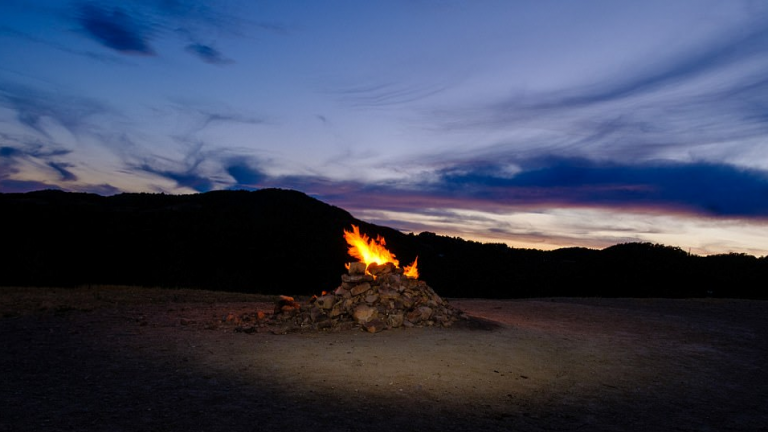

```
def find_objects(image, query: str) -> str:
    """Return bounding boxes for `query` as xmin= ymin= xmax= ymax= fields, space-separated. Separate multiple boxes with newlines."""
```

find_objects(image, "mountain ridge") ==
xmin=1 ymin=188 xmax=765 ymax=298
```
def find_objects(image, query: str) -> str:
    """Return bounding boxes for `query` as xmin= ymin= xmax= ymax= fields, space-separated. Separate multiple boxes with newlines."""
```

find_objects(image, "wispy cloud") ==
xmin=0 ymin=83 xmax=110 ymax=137
xmin=0 ymin=133 xmax=81 ymax=190
xmin=333 ymin=81 xmax=448 ymax=108
xmin=184 ymin=43 xmax=233 ymax=65
xmin=69 ymin=0 xmax=284 ymax=64
xmin=433 ymin=14 xmax=768 ymax=170
xmin=0 ymin=25 xmax=128 ymax=64
xmin=76 ymin=3 xmax=156 ymax=55
xmin=46 ymin=161 xmax=78 ymax=181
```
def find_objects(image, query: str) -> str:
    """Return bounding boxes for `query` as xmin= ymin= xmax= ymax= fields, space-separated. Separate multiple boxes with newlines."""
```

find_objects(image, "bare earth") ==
xmin=1 ymin=286 xmax=767 ymax=432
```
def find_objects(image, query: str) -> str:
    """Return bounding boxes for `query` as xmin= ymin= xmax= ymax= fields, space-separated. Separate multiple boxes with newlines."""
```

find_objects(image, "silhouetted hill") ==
xmin=1 ymin=189 xmax=766 ymax=298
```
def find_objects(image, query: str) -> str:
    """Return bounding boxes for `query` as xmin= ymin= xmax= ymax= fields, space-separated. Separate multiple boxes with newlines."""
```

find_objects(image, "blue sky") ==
xmin=2 ymin=1 xmax=768 ymax=255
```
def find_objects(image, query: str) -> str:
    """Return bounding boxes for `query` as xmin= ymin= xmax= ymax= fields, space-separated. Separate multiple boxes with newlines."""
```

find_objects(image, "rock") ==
xmin=365 ymin=294 xmax=379 ymax=304
xmin=400 ymin=293 xmax=415 ymax=308
xmin=406 ymin=309 xmax=422 ymax=323
xmin=329 ymin=304 xmax=344 ymax=318
xmin=316 ymin=318 xmax=333 ymax=329
xmin=347 ymin=262 xmax=367 ymax=275
xmin=275 ymin=295 xmax=301 ymax=314
xmin=363 ymin=318 xmax=385 ymax=333
xmin=367 ymin=262 xmax=396 ymax=276
xmin=342 ymin=274 xmax=374 ymax=284
xmin=316 ymin=295 xmax=335 ymax=310
xmin=387 ymin=313 xmax=404 ymax=328
xmin=378 ymin=288 xmax=399 ymax=300
xmin=310 ymin=306 xmax=323 ymax=322
xmin=334 ymin=287 xmax=351 ymax=298
xmin=353 ymin=304 xmax=377 ymax=324
xmin=350 ymin=282 xmax=371 ymax=296
xmin=418 ymin=306 xmax=434 ymax=321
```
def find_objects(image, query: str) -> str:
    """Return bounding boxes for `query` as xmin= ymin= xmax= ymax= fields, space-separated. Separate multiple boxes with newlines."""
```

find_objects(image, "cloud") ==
xmin=333 ymin=81 xmax=448 ymax=108
xmin=426 ymin=157 xmax=768 ymax=218
xmin=47 ymin=161 xmax=78 ymax=182
xmin=433 ymin=15 xmax=768 ymax=170
xmin=0 ymin=178 xmax=62 ymax=193
xmin=231 ymin=154 xmax=768 ymax=221
xmin=76 ymin=3 xmax=156 ymax=55
xmin=0 ymin=83 xmax=110 ymax=137
xmin=184 ymin=43 xmax=233 ymax=65
xmin=225 ymin=159 xmax=265 ymax=188
xmin=0 ymin=138 xmax=80 ymax=190
xmin=0 ymin=25 xmax=128 ymax=64
xmin=137 ymin=163 xmax=213 ymax=192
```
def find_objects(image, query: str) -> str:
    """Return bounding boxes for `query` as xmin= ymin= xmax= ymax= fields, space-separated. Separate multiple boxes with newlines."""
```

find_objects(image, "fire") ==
xmin=343 ymin=224 xmax=418 ymax=278
xmin=403 ymin=256 xmax=419 ymax=279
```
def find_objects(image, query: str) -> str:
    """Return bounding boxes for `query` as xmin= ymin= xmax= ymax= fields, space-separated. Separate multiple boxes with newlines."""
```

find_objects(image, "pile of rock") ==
xmin=266 ymin=261 xmax=465 ymax=333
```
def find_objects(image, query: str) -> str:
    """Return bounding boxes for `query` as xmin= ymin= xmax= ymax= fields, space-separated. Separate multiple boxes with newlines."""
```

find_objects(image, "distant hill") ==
xmin=1 ymin=189 xmax=766 ymax=299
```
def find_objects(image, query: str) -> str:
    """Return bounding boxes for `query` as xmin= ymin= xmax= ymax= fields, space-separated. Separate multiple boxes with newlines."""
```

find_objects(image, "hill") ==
xmin=1 ymin=189 xmax=766 ymax=298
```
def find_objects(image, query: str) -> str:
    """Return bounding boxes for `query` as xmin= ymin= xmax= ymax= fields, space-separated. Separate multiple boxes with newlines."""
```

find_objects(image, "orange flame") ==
xmin=403 ymin=256 xmax=419 ymax=279
xmin=343 ymin=224 xmax=418 ymax=278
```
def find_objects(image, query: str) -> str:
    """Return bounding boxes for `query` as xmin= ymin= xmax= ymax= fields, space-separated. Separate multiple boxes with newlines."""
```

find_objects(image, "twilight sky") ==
xmin=2 ymin=1 xmax=768 ymax=256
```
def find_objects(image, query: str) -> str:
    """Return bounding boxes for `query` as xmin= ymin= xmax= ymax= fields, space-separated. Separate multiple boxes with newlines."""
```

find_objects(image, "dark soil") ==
xmin=1 ymin=286 xmax=767 ymax=431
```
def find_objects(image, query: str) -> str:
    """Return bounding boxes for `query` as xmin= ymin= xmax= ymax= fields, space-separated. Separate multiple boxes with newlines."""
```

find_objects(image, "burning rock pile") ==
xmin=224 ymin=224 xmax=465 ymax=334
xmin=270 ymin=260 xmax=464 ymax=333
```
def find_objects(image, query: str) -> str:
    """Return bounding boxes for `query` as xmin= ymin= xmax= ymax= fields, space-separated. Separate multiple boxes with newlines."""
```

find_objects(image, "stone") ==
xmin=387 ymin=313 xmax=404 ymax=328
xmin=400 ymin=293 xmax=415 ymax=308
xmin=350 ymin=282 xmax=371 ymax=296
xmin=365 ymin=294 xmax=379 ymax=304
xmin=329 ymin=304 xmax=344 ymax=318
xmin=347 ymin=262 xmax=367 ymax=275
xmin=334 ymin=287 xmax=351 ymax=298
xmin=316 ymin=294 xmax=335 ymax=310
xmin=378 ymin=288 xmax=399 ymax=300
xmin=418 ymin=306 xmax=434 ymax=321
xmin=309 ymin=306 xmax=323 ymax=322
xmin=316 ymin=318 xmax=333 ymax=329
xmin=363 ymin=318 xmax=385 ymax=333
xmin=342 ymin=274 xmax=373 ymax=283
xmin=406 ymin=309 xmax=422 ymax=323
xmin=367 ymin=262 xmax=396 ymax=276
xmin=274 ymin=295 xmax=301 ymax=314
xmin=352 ymin=304 xmax=377 ymax=324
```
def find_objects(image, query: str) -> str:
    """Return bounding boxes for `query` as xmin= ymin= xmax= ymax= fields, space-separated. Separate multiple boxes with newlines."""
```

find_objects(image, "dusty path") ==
xmin=1 ymin=287 xmax=767 ymax=431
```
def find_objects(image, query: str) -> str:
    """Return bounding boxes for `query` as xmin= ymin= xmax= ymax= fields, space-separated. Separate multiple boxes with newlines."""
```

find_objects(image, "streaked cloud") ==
xmin=184 ymin=43 xmax=233 ymax=65
xmin=76 ymin=3 xmax=156 ymax=55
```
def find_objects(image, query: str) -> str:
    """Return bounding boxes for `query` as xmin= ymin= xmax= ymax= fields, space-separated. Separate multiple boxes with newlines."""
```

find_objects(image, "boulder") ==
xmin=353 ymin=304 xmax=377 ymax=324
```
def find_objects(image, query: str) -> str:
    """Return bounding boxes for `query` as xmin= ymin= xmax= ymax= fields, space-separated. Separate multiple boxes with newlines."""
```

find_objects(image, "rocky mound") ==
xmin=228 ymin=262 xmax=465 ymax=334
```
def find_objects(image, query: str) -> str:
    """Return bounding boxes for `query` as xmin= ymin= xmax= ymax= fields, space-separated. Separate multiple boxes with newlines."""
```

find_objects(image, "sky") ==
xmin=2 ymin=1 xmax=768 ymax=256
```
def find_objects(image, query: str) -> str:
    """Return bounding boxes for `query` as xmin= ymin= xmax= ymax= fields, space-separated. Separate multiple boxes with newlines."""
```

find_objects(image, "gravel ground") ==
xmin=1 ymin=286 xmax=767 ymax=431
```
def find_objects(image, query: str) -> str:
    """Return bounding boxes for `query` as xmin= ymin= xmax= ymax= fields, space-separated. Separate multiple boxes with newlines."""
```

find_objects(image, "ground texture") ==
xmin=1 ymin=286 xmax=767 ymax=432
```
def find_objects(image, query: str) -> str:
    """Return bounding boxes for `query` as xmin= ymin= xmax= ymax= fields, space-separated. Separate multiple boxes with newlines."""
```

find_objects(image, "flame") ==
xmin=403 ymin=256 xmax=419 ymax=279
xmin=343 ymin=224 xmax=418 ymax=278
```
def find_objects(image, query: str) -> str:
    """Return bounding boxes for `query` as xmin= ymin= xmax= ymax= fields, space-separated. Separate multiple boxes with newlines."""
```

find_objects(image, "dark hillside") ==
xmin=1 ymin=189 xmax=766 ymax=298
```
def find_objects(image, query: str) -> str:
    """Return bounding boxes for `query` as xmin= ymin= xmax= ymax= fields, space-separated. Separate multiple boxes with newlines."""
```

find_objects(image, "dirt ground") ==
xmin=1 ymin=286 xmax=767 ymax=432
